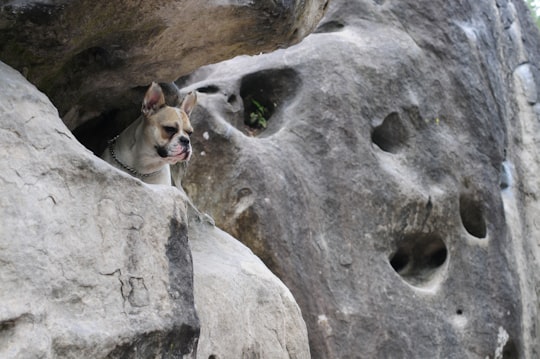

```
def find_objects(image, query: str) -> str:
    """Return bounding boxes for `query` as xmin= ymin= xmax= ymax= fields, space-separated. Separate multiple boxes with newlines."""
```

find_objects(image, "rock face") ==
xmin=4 ymin=0 xmax=540 ymax=357
xmin=0 ymin=61 xmax=199 ymax=358
xmin=0 ymin=60 xmax=311 ymax=358
xmin=0 ymin=59 xmax=310 ymax=359
xmin=189 ymin=213 xmax=310 ymax=358
xmin=0 ymin=2 xmax=326 ymax=354
xmin=0 ymin=0 xmax=327 ymax=126
xmin=175 ymin=0 xmax=540 ymax=358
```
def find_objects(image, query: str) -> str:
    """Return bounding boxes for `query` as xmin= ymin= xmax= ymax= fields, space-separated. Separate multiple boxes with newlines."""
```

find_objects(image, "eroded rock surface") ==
xmin=0 ymin=0 xmax=327 ymax=125
xmin=0 ymin=61 xmax=199 ymax=358
xmin=189 ymin=213 xmax=310 ymax=359
xmin=0 ymin=60 xmax=311 ymax=358
xmin=175 ymin=0 xmax=540 ymax=358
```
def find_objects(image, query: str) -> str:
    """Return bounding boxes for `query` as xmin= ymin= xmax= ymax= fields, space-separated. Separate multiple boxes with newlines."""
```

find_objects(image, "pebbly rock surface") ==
xmin=0 ymin=0 xmax=327 ymax=128
xmin=175 ymin=0 xmax=540 ymax=358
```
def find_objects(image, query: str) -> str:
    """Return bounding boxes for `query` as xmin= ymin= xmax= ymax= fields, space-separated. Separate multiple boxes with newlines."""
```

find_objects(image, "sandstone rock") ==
xmin=189 ymin=211 xmax=311 ymax=359
xmin=0 ymin=0 xmax=327 ymax=126
xmin=0 ymin=60 xmax=199 ymax=358
xmin=174 ymin=0 xmax=540 ymax=357
xmin=0 ymin=60 xmax=311 ymax=358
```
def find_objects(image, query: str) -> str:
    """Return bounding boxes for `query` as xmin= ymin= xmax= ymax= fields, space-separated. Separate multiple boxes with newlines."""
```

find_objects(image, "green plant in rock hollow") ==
xmin=248 ymin=99 xmax=268 ymax=129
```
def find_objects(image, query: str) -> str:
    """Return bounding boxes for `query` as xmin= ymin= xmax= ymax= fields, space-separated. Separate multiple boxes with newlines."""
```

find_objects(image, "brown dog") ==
xmin=102 ymin=82 xmax=197 ymax=185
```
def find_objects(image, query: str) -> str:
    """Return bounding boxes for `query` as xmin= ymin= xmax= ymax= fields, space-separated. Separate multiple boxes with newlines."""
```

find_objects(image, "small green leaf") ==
xmin=251 ymin=99 xmax=266 ymax=114
xmin=247 ymin=98 xmax=269 ymax=129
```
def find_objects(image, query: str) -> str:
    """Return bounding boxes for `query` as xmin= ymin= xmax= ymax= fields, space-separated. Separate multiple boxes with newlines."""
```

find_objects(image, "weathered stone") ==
xmin=0 ymin=61 xmax=199 ymax=358
xmin=173 ymin=0 xmax=540 ymax=358
xmin=0 ymin=0 xmax=327 ymax=125
xmin=189 ymin=211 xmax=311 ymax=359
xmin=0 ymin=59 xmax=311 ymax=358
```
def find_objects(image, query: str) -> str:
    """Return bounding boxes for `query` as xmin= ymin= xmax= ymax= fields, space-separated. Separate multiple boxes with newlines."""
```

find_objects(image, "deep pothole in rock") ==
xmin=239 ymin=67 xmax=301 ymax=137
xmin=501 ymin=339 xmax=518 ymax=359
xmin=459 ymin=194 xmax=487 ymax=239
xmin=372 ymin=112 xmax=409 ymax=153
xmin=389 ymin=233 xmax=448 ymax=288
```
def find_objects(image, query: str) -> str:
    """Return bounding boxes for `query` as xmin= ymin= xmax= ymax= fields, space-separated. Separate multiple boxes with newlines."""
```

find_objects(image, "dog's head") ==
xmin=141 ymin=82 xmax=197 ymax=164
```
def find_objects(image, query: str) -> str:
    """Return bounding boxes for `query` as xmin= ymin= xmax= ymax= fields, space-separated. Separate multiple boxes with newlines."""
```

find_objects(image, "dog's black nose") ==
xmin=179 ymin=136 xmax=190 ymax=145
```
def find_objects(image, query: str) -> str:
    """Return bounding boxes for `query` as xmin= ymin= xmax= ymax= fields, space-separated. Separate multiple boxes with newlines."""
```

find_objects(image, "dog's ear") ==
xmin=179 ymin=91 xmax=197 ymax=116
xmin=142 ymin=82 xmax=166 ymax=116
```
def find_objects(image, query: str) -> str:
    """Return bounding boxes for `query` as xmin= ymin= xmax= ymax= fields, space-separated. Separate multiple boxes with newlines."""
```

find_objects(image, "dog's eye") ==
xmin=163 ymin=126 xmax=178 ymax=135
xmin=185 ymin=129 xmax=193 ymax=136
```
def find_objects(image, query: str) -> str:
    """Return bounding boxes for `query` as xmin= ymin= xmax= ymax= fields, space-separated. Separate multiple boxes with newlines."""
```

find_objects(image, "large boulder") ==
xmin=0 ymin=0 xmax=327 ymax=127
xmin=0 ymin=60 xmax=311 ymax=358
xmin=189 ymin=212 xmax=310 ymax=358
xmin=0 ymin=60 xmax=199 ymax=358
xmin=175 ymin=0 xmax=540 ymax=358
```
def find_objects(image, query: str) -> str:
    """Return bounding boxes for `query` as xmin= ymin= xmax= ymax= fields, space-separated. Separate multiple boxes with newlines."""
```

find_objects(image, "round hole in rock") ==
xmin=227 ymin=94 xmax=237 ymax=104
xmin=459 ymin=194 xmax=487 ymax=239
xmin=389 ymin=251 xmax=409 ymax=273
xmin=372 ymin=112 xmax=408 ymax=153
xmin=197 ymin=85 xmax=220 ymax=94
xmin=239 ymin=68 xmax=301 ymax=136
xmin=389 ymin=233 xmax=448 ymax=287
xmin=502 ymin=339 xmax=518 ymax=359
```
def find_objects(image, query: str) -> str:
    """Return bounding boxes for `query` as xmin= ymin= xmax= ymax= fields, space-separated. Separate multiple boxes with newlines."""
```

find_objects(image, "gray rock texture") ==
xmin=174 ymin=0 xmax=540 ymax=358
xmin=4 ymin=0 xmax=540 ymax=358
xmin=0 ymin=3 xmax=325 ymax=354
xmin=0 ymin=60 xmax=311 ymax=358
xmin=0 ymin=0 xmax=327 ymax=124
xmin=0 ymin=61 xmax=199 ymax=358
xmin=189 ymin=213 xmax=310 ymax=358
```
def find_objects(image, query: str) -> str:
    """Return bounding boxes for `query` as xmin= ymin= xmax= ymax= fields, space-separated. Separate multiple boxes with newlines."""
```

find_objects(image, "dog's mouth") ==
xmin=156 ymin=145 xmax=191 ymax=163
xmin=173 ymin=149 xmax=191 ymax=162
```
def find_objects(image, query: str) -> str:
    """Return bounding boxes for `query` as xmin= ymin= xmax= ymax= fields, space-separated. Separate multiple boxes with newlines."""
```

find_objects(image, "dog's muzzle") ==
xmin=156 ymin=136 xmax=191 ymax=162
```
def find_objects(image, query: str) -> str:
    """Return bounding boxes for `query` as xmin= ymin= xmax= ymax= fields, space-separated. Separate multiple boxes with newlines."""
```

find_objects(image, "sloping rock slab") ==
xmin=189 ymin=214 xmax=310 ymax=359
xmin=174 ymin=0 xmax=540 ymax=357
xmin=0 ymin=60 xmax=311 ymax=359
xmin=0 ymin=61 xmax=199 ymax=358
